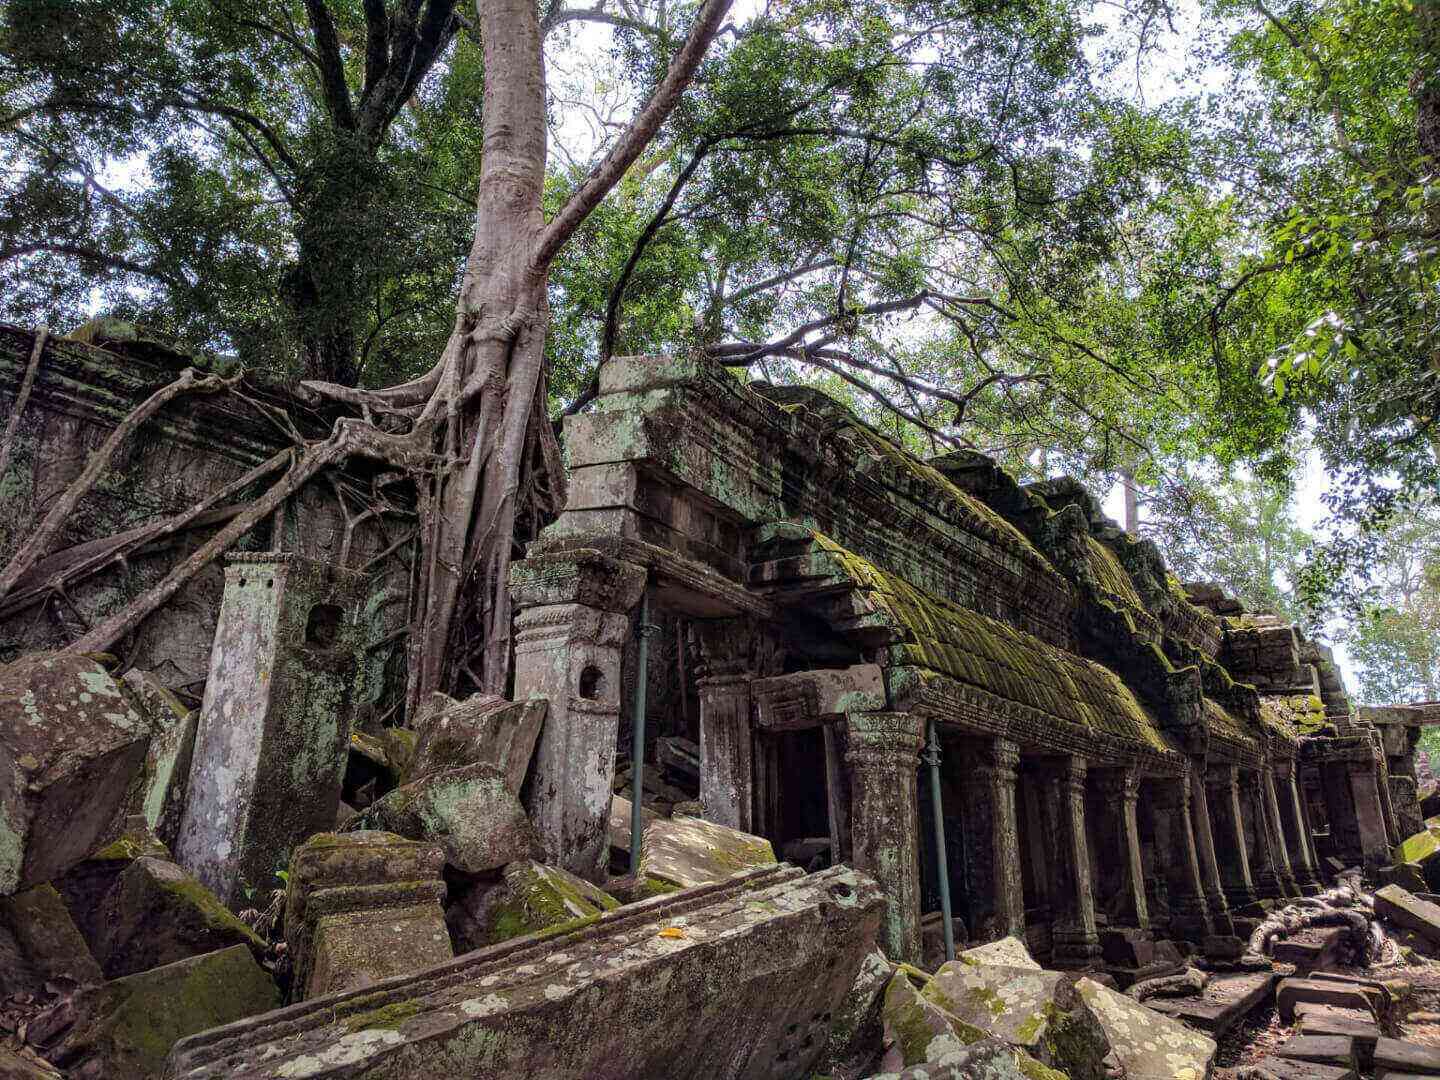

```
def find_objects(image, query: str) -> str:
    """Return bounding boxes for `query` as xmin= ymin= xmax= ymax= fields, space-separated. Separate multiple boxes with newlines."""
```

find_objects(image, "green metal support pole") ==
xmin=925 ymin=719 xmax=955 ymax=963
xmin=630 ymin=589 xmax=652 ymax=872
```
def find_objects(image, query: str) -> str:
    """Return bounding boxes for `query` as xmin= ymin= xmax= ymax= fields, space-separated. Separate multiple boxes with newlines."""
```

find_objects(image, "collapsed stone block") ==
xmin=1075 ymin=977 xmax=1217 ymax=1080
xmin=175 ymin=555 xmax=365 ymax=906
xmin=168 ymin=865 xmax=881 ymax=1080
xmin=54 ymin=816 xmax=169 ymax=950
xmin=40 ymin=944 xmax=279 ymax=1079
xmin=920 ymin=961 xmax=1085 ymax=1069
xmin=956 ymin=935 xmax=1042 ymax=970
xmin=0 ymin=652 xmax=152 ymax=894
xmin=349 ymin=762 xmax=540 ymax=874
xmin=1375 ymin=884 xmax=1440 ymax=947
xmin=1277 ymin=976 xmax=1383 ymax=1023
xmin=117 ymin=669 xmax=197 ymax=847
xmin=823 ymin=947 xmax=892 ymax=1076
xmin=1252 ymin=1055 xmax=1355 ymax=1080
xmin=637 ymin=812 xmax=777 ymax=888
xmin=284 ymin=830 xmax=451 ymax=1001
xmin=0 ymin=883 xmax=103 ymax=992
xmin=93 ymin=856 xmax=263 ymax=979
xmin=454 ymin=858 xmax=618 ymax=950
xmin=407 ymin=694 xmax=547 ymax=794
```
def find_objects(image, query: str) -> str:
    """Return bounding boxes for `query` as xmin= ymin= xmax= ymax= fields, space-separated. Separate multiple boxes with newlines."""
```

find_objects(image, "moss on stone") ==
xmin=344 ymin=1000 xmax=423 ymax=1033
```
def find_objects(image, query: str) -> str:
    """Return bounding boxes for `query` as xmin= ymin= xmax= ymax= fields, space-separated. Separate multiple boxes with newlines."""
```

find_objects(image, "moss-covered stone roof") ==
xmin=1203 ymin=698 xmax=1259 ymax=750
xmin=804 ymin=531 xmax=1169 ymax=752
xmin=1085 ymin=536 xmax=1146 ymax=610
xmin=1269 ymin=693 xmax=1334 ymax=737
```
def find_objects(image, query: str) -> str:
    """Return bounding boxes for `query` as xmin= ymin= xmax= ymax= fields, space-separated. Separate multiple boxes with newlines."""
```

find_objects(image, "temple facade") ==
xmin=506 ymin=352 xmax=1401 ymax=969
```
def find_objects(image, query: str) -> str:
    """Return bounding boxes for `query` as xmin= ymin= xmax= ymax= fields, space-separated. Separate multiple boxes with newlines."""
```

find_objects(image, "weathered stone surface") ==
xmin=283 ymin=831 xmax=450 ymax=1001
xmin=865 ymin=1038 xmax=1067 ymax=1079
xmin=1074 ymin=977 xmax=1216 ymax=1080
xmin=0 ymin=653 xmax=152 ymax=894
xmin=0 ymin=883 xmax=103 ymax=990
xmin=54 ymin=816 xmax=169 ymax=948
xmin=638 ymin=813 xmax=777 ymax=889
xmin=881 ymin=968 xmax=988 ymax=1069
xmin=349 ymin=762 xmax=540 ymax=874
xmin=824 ymin=947 xmax=892 ymax=1076
xmin=175 ymin=555 xmax=364 ymax=907
xmin=42 ymin=944 xmax=279 ymax=1079
xmin=117 ymin=669 xmax=196 ymax=847
xmin=1373 ymin=1037 xmax=1440 ymax=1073
xmin=167 ymin=864 xmax=882 ymax=1080
xmin=1148 ymin=970 xmax=1277 ymax=1037
xmin=459 ymin=858 xmax=618 ymax=950
xmin=1278 ymin=977 xmax=1383 ymax=1023
xmin=1275 ymin=1034 xmax=1358 ymax=1068
xmin=1295 ymin=1004 xmax=1381 ymax=1049
xmin=1375 ymin=884 xmax=1440 ymax=945
xmin=94 ymin=856 xmax=263 ymax=979
xmin=0 ymin=1046 xmax=63 ymax=1079
xmin=407 ymin=694 xmax=547 ymax=795
xmin=920 ymin=961 xmax=1078 ymax=1064
xmin=956 ymin=936 xmax=1042 ymax=971
xmin=1252 ymin=1054 xmax=1356 ymax=1079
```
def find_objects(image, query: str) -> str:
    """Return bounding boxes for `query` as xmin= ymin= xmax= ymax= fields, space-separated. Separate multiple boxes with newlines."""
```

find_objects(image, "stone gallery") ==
xmin=5 ymin=323 xmax=1440 ymax=1079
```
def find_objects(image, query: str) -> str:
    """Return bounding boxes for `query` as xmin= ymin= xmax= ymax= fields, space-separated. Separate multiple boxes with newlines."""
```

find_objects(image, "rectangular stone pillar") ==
xmin=845 ymin=711 xmax=924 ymax=963
xmin=696 ymin=673 xmax=755 ymax=832
xmin=1188 ymin=764 xmax=1235 ymax=936
xmin=822 ymin=723 xmax=851 ymax=863
xmin=176 ymin=554 xmax=363 ymax=906
xmin=508 ymin=552 xmax=646 ymax=880
xmin=1090 ymin=768 xmax=1148 ymax=929
xmin=1260 ymin=764 xmax=1300 ymax=896
xmin=1045 ymin=756 xmax=1101 ymax=968
xmin=1207 ymin=764 xmax=1257 ymax=911
xmin=958 ymin=736 xmax=1026 ymax=941
xmin=1239 ymin=769 xmax=1284 ymax=901
xmin=1347 ymin=758 xmax=1392 ymax=870
xmin=1276 ymin=761 xmax=1323 ymax=892
xmin=1148 ymin=775 xmax=1212 ymax=943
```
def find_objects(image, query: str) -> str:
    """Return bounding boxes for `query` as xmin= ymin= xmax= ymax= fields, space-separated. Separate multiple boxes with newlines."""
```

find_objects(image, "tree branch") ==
xmin=302 ymin=0 xmax=358 ymax=130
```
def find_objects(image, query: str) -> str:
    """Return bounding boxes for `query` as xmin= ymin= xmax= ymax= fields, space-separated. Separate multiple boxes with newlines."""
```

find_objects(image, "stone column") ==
xmin=958 ymin=736 xmax=1026 ymax=940
xmin=1277 ymin=761 xmax=1323 ymax=892
xmin=1206 ymin=764 xmax=1258 ymax=911
xmin=1239 ymin=769 xmax=1284 ymax=901
xmin=509 ymin=552 xmax=646 ymax=880
xmin=1148 ymin=773 xmax=1212 ymax=943
xmin=1346 ymin=757 xmax=1392 ymax=870
xmin=1090 ymin=768 xmax=1149 ymax=929
xmin=1188 ymin=764 xmax=1236 ymax=936
xmin=1260 ymin=763 xmax=1300 ymax=897
xmin=845 ymin=711 xmax=925 ymax=963
xmin=1375 ymin=746 xmax=1401 ymax=847
xmin=696 ymin=671 xmax=755 ymax=832
xmin=177 ymin=554 xmax=364 ymax=907
xmin=1045 ymin=756 xmax=1101 ymax=968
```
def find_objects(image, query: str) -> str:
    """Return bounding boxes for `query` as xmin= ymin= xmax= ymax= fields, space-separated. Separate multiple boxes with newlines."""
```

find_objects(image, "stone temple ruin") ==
xmin=6 ymin=324 xmax=1440 ymax=1079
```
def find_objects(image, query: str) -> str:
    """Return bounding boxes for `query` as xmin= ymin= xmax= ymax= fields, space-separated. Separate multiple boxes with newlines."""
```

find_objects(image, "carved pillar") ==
xmin=1346 ymin=757 xmax=1392 ymax=870
xmin=1148 ymin=772 xmax=1212 ymax=943
xmin=1090 ymin=768 xmax=1148 ymax=929
xmin=1045 ymin=756 xmax=1101 ymax=968
xmin=1276 ymin=760 xmax=1323 ymax=892
xmin=845 ymin=711 xmax=925 ymax=963
xmin=1239 ymin=769 xmax=1283 ymax=901
xmin=696 ymin=670 xmax=755 ymax=832
xmin=1206 ymin=764 xmax=1258 ymax=911
xmin=958 ymin=736 xmax=1026 ymax=941
xmin=1374 ymin=742 xmax=1401 ymax=847
xmin=1260 ymin=762 xmax=1300 ymax=897
xmin=509 ymin=552 xmax=646 ymax=879
xmin=1188 ymin=764 xmax=1235 ymax=935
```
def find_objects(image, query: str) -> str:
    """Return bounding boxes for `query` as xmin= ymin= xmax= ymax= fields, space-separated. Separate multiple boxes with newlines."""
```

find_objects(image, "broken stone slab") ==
xmin=1274 ymin=1034 xmax=1358 ymax=1069
xmin=1251 ymin=1055 xmax=1356 ymax=1079
xmin=40 ymin=944 xmax=279 ymax=1079
xmin=607 ymin=793 xmax=658 ymax=858
xmin=637 ymin=811 xmax=777 ymax=888
xmin=1099 ymin=926 xmax=1155 ymax=968
xmin=866 ymin=1038 xmax=1068 ymax=1079
xmin=1147 ymin=971 xmax=1277 ymax=1038
xmin=167 ymin=864 xmax=883 ymax=1080
xmin=407 ymin=694 xmax=547 ymax=795
xmin=1373 ymin=1037 xmax=1440 ymax=1075
xmin=0 ymin=652 xmax=153 ymax=894
xmin=1075 ymin=976 xmax=1217 ymax=1080
xmin=174 ymin=554 xmax=365 ymax=907
xmin=117 ymin=669 xmax=197 ymax=848
xmin=881 ymin=968 xmax=991 ymax=1069
xmin=1375 ymin=884 xmax=1440 ymax=946
xmin=454 ymin=858 xmax=619 ymax=951
xmin=0 ymin=883 xmax=103 ymax=991
xmin=283 ymin=831 xmax=451 ymax=1001
xmin=655 ymin=735 xmax=700 ymax=781
xmin=956 ymin=935 xmax=1043 ymax=970
xmin=349 ymin=762 xmax=540 ymax=875
xmin=1278 ymin=977 xmax=1384 ymax=1022
xmin=54 ymin=816 xmax=170 ymax=950
xmin=920 ymin=961 xmax=1080 ymax=1067
xmin=93 ymin=856 xmax=264 ymax=979
xmin=823 ymin=947 xmax=891 ymax=1077
xmin=1296 ymin=1004 xmax=1381 ymax=1063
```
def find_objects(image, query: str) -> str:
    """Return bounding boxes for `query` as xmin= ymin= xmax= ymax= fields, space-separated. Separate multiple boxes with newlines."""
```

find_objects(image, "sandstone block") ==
xmin=0 ymin=883 xmax=103 ymax=991
xmin=958 ymin=935 xmax=1042 ymax=970
xmin=1274 ymin=1034 xmax=1358 ymax=1068
xmin=117 ymin=669 xmax=196 ymax=847
xmin=94 ymin=856 xmax=263 ymax=978
xmin=637 ymin=813 xmax=776 ymax=888
xmin=1251 ymin=1055 xmax=1356 ymax=1079
xmin=1376 ymin=884 xmax=1440 ymax=946
xmin=0 ymin=653 xmax=152 ymax=894
xmin=921 ymin=961 xmax=1080 ymax=1065
xmin=458 ymin=859 xmax=618 ymax=950
xmin=1278 ymin=977 xmax=1384 ymax=1023
xmin=407 ymin=694 xmax=547 ymax=794
xmin=54 ymin=817 xmax=169 ymax=949
xmin=824 ymin=947 xmax=891 ymax=1076
xmin=42 ymin=944 xmax=279 ymax=1079
xmin=350 ymin=762 xmax=540 ymax=874
xmin=1373 ymin=1037 xmax=1440 ymax=1074
xmin=1075 ymin=976 xmax=1217 ymax=1080
xmin=168 ymin=865 xmax=882 ymax=1080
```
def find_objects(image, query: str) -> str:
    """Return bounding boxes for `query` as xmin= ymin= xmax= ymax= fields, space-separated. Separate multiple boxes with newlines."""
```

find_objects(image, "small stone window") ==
xmin=304 ymin=603 xmax=343 ymax=649
xmin=577 ymin=665 xmax=607 ymax=700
